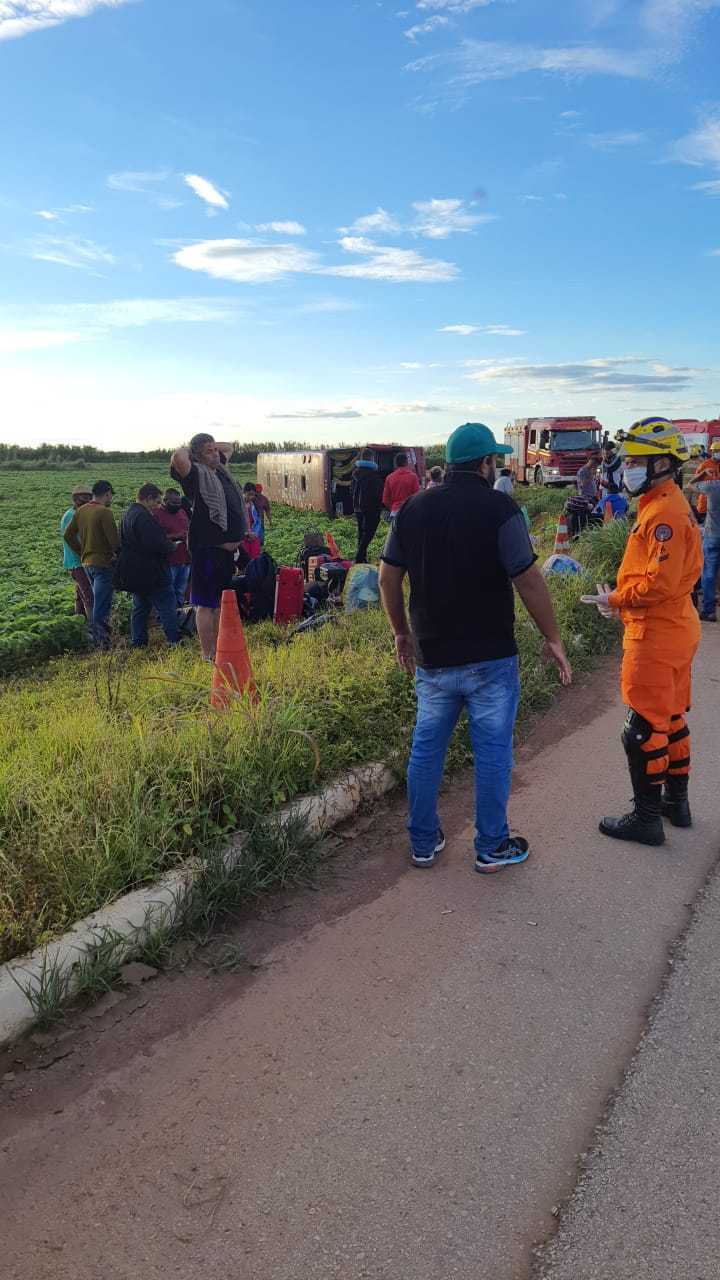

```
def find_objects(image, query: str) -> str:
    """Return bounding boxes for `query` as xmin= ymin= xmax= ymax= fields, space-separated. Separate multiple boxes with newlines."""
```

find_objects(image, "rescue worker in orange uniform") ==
xmin=582 ymin=418 xmax=702 ymax=845
xmin=691 ymin=439 xmax=720 ymax=525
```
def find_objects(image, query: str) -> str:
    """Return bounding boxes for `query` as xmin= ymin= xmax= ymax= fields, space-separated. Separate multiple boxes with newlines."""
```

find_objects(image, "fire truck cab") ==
xmin=505 ymin=416 xmax=603 ymax=486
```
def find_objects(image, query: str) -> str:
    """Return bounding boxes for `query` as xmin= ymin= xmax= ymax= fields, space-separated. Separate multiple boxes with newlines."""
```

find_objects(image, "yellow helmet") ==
xmin=617 ymin=417 xmax=689 ymax=464
xmin=710 ymin=440 xmax=720 ymax=454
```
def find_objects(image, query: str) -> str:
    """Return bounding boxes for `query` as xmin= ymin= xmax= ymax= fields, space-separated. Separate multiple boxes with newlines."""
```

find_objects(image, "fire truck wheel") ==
xmin=534 ymin=466 xmax=545 ymax=487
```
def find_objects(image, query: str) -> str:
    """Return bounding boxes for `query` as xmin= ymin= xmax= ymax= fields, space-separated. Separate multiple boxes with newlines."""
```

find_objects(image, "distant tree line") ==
xmin=0 ymin=440 xmax=446 ymax=471
xmin=0 ymin=440 xmax=309 ymax=470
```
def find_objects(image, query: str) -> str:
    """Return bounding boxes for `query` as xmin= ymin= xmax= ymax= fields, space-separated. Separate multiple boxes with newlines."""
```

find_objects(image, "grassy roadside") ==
xmin=0 ymin=512 xmax=627 ymax=965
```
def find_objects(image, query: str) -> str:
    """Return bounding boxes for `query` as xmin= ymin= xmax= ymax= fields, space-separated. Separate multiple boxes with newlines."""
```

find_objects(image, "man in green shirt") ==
xmin=60 ymin=484 xmax=93 ymax=618
xmin=63 ymin=480 xmax=120 ymax=649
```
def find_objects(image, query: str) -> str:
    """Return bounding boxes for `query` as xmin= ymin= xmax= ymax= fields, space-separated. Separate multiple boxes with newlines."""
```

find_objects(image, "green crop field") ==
xmin=0 ymin=463 xmax=386 ymax=676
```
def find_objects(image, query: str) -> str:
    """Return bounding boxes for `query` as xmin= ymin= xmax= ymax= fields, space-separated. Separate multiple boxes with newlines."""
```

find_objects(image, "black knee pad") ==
xmin=622 ymin=709 xmax=654 ymax=755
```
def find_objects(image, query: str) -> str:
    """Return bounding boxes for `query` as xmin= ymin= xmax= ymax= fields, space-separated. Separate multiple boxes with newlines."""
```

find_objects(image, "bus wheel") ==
xmin=534 ymin=466 xmax=544 ymax=486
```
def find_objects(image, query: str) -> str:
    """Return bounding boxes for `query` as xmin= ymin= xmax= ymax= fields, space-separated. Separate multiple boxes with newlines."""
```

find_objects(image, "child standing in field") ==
xmin=253 ymin=483 xmax=272 ymax=528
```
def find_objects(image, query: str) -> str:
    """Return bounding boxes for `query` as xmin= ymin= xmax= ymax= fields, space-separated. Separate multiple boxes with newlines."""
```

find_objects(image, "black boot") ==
xmin=599 ymin=772 xmax=666 ymax=846
xmin=662 ymin=775 xmax=692 ymax=828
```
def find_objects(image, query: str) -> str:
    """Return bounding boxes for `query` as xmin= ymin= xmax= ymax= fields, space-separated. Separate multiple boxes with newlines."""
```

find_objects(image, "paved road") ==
xmin=2 ymin=634 xmax=719 ymax=1280
xmin=534 ymin=858 xmax=720 ymax=1280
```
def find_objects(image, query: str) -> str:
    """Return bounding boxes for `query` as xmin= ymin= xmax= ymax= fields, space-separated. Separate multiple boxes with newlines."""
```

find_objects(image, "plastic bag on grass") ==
xmin=343 ymin=564 xmax=380 ymax=612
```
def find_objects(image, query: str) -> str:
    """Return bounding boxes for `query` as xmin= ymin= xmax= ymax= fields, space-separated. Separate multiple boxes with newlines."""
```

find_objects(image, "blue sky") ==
xmin=1 ymin=0 xmax=720 ymax=449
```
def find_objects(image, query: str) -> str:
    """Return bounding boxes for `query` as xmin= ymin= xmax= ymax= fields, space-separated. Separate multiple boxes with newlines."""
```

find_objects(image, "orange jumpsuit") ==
xmin=608 ymin=479 xmax=702 ymax=782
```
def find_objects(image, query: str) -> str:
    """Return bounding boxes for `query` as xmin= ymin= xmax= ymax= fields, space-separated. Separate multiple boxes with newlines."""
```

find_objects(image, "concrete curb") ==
xmin=0 ymin=762 xmax=397 ymax=1048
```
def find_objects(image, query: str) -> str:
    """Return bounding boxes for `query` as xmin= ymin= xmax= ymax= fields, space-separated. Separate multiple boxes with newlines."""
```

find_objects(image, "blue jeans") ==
xmin=407 ymin=657 xmax=520 ymax=857
xmin=85 ymin=565 xmax=114 ymax=649
xmin=130 ymin=584 xmax=181 ymax=647
xmin=170 ymin=563 xmax=191 ymax=607
xmin=701 ymin=534 xmax=720 ymax=613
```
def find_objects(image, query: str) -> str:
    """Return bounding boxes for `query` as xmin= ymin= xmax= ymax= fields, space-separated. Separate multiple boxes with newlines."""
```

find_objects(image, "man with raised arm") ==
xmin=170 ymin=434 xmax=248 ymax=661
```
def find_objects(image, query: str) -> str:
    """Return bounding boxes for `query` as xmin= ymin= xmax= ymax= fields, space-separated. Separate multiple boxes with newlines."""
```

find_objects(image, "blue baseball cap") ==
xmin=446 ymin=422 xmax=512 ymax=464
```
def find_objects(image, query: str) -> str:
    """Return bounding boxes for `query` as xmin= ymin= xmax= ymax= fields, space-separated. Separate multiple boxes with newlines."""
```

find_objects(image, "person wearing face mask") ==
xmin=153 ymin=488 xmax=191 ymax=607
xmin=582 ymin=418 xmax=702 ymax=844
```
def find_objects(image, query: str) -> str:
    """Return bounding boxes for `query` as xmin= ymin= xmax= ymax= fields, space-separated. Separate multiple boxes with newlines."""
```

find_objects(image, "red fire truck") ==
xmin=672 ymin=419 xmax=720 ymax=456
xmin=504 ymin=416 xmax=603 ymax=486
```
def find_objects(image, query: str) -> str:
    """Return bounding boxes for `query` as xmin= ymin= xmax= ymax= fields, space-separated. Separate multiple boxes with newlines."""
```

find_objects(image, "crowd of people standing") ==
xmin=60 ymin=435 xmax=272 ymax=659
xmin=58 ymin=418 xmax=716 ymax=865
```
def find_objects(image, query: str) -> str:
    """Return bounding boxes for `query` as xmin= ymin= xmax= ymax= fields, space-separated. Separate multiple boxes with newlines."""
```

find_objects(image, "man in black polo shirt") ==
xmin=170 ymin=433 xmax=248 ymax=660
xmin=380 ymin=422 xmax=571 ymax=874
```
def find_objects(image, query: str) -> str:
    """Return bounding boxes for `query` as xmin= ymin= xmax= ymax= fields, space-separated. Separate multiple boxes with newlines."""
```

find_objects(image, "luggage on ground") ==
xmin=274 ymin=566 xmax=305 ymax=624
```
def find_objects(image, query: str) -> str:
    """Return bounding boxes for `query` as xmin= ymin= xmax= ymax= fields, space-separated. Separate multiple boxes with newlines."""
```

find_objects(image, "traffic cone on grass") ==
xmin=553 ymin=513 xmax=570 ymax=554
xmin=210 ymin=590 xmax=257 ymax=708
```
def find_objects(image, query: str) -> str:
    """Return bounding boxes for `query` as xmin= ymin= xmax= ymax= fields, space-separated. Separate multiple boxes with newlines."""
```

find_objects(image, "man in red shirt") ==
xmin=153 ymin=488 xmax=191 ymax=606
xmin=383 ymin=452 xmax=420 ymax=517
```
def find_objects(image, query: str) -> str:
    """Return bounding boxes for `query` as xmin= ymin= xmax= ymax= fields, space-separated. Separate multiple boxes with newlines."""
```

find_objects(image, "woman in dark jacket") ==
xmin=116 ymin=484 xmax=180 ymax=648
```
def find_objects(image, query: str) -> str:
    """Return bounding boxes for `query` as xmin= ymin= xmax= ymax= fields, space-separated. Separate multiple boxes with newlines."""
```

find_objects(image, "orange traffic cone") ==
xmin=603 ymin=500 xmax=613 ymax=524
xmin=210 ymin=590 xmax=257 ymax=708
xmin=325 ymin=530 xmax=341 ymax=559
xmin=553 ymin=514 xmax=570 ymax=554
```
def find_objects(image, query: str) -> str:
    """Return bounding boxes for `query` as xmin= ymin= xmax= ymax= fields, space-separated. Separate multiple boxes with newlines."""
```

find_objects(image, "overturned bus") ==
xmin=256 ymin=445 xmax=426 ymax=516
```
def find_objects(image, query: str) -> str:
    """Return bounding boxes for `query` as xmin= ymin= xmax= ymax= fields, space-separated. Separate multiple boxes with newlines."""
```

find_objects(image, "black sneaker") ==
xmin=411 ymin=830 xmax=446 ymax=869
xmin=475 ymin=836 xmax=530 ymax=875
xmin=699 ymin=612 xmax=717 ymax=622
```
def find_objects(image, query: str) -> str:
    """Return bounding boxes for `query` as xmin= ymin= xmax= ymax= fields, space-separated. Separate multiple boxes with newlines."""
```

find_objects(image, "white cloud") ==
xmin=268 ymin=408 xmax=364 ymax=419
xmin=0 ymin=0 xmax=134 ymax=42
xmin=483 ymin=324 xmax=525 ymax=336
xmin=0 ymin=298 xmax=246 ymax=352
xmin=184 ymin=173 xmax=229 ymax=211
xmin=641 ymin=0 xmax=720 ymax=43
xmin=340 ymin=207 xmax=403 ymax=235
xmin=56 ymin=297 xmax=244 ymax=327
xmin=267 ymin=401 xmax=446 ymax=419
xmin=29 ymin=235 xmax=115 ymax=270
xmin=406 ymin=38 xmax=654 ymax=87
xmin=107 ymin=169 xmax=170 ymax=192
xmin=670 ymin=113 xmax=720 ymax=168
xmin=175 ymin=239 xmax=321 ymax=283
xmin=411 ymin=196 xmax=495 ymax=237
xmin=439 ymin=322 xmax=524 ymax=335
xmin=331 ymin=236 xmax=459 ymax=281
xmin=693 ymin=179 xmax=720 ymax=195
xmin=584 ymin=129 xmax=647 ymax=149
xmin=400 ymin=361 xmax=426 ymax=368
xmin=464 ymin=356 xmax=697 ymax=393
xmin=340 ymin=199 xmax=494 ymax=241
xmin=173 ymin=235 xmax=459 ymax=285
xmin=34 ymin=202 xmax=93 ymax=220
xmin=405 ymin=14 xmax=449 ymax=40
xmin=559 ymin=109 xmax=582 ymax=119
xmin=416 ymin=0 xmax=495 ymax=10
xmin=255 ymin=220 xmax=307 ymax=235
